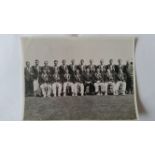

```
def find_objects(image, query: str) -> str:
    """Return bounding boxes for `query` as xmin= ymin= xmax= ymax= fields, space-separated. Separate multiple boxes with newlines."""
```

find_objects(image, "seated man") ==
xmin=52 ymin=69 xmax=62 ymax=97
xmin=115 ymin=68 xmax=126 ymax=95
xmin=63 ymin=69 xmax=74 ymax=96
xmin=40 ymin=69 xmax=52 ymax=98
xmin=83 ymin=67 xmax=94 ymax=95
xmin=74 ymin=69 xmax=84 ymax=96
xmin=94 ymin=67 xmax=107 ymax=95
xmin=106 ymin=69 xmax=116 ymax=95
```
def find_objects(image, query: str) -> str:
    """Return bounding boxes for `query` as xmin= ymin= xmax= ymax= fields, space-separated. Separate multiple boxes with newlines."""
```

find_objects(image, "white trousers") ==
xmin=33 ymin=79 xmax=39 ymax=92
xmin=115 ymin=81 xmax=126 ymax=95
xmin=63 ymin=82 xmax=74 ymax=94
xmin=52 ymin=82 xmax=62 ymax=96
xmin=94 ymin=82 xmax=107 ymax=93
xmin=40 ymin=83 xmax=52 ymax=97
xmin=74 ymin=82 xmax=84 ymax=95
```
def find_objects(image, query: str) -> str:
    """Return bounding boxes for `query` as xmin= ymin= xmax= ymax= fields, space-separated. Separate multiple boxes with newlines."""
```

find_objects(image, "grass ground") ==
xmin=24 ymin=95 xmax=136 ymax=120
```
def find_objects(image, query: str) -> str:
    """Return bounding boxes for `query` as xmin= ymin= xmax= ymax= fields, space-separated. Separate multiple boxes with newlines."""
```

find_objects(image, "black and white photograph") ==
xmin=22 ymin=35 xmax=137 ymax=120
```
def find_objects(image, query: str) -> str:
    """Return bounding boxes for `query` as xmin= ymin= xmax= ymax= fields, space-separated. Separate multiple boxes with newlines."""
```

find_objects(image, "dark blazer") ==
xmin=98 ymin=65 xmax=107 ymax=73
xmin=40 ymin=72 xmax=51 ymax=84
xmin=87 ymin=65 xmax=96 ymax=73
xmin=106 ymin=64 xmax=116 ymax=73
xmin=124 ymin=64 xmax=133 ymax=77
xmin=51 ymin=66 xmax=60 ymax=74
xmin=83 ymin=72 xmax=93 ymax=83
xmin=24 ymin=67 xmax=33 ymax=81
xmin=41 ymin=66 xmax=51 ymax=74
xmin=68 ymin=64 xmax=77 ymax=74
xmin=115 ymin=65 xmax=125 ymax=74
xmin=31 ymin=66 xmax=42 ymax=80
xmin=59 ymin=65 xmax=68 ymax=75
xmin=77 ymin=65 xmax=86 ymax=74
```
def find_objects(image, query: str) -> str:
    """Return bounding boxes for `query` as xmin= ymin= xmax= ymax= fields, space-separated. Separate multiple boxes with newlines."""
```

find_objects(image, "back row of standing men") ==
xmin=25 ymin=59 xmax=134 ymax=97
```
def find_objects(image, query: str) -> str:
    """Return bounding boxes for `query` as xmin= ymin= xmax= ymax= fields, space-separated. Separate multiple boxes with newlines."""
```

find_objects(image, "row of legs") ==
xmin=37 ymin=81 xmax=126 ymax=98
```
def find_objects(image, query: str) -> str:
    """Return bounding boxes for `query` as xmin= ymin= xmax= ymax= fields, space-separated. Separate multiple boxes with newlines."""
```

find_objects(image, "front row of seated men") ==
xmin=25 ymin=59 xmax=133 ymax=98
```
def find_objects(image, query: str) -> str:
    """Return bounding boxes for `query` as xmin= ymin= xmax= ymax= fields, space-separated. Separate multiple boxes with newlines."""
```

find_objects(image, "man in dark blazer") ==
xmin=59 ymin=59 xmax=68 ymax=75
xmin=68 ymin=59 xmax=77 ymax=75
xmin=31 ymin=59 xmax=42 ymax=96
xmin=98 ymin=59 xmax=107 ymax=73
xmin=77 ymin=59 xmax=86 ymax=74
xmin=51 ymin=60 xmax=60 ymax=74
xmin=42 ymin=60 xmax=51 ymax=74
xmin=87 ymin=59 xmax=96 ymax=73
xmin=24 ymin=61 xmax=33 ymax=96
xmin=124 ymin=61 xmax=134 ymax=94
xmin=106 ymin=59 xmax=116 ymax=74
xmin=115 ymin=59 xmax=125 ymax=74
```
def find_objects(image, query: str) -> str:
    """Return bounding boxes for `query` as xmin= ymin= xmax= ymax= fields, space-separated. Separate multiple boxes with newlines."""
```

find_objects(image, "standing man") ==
xmin=42 ymin=60 xmax=51 ymax=74
xmin=40 ymin=69 xmax=52 ymax=98
xmin=31 ymin=60 xmax=42 ymax=96
xmin=78 ymin=59 xmax=86 ymax=74
xmin=87 ymin=59 xmax=96 ymax=73
xmin=24 ymin=61 xmax=33 ymax=96
xmin=63 ymin=69 xmax=75 ymax=96
xmin=59 ymin=59 xmax=68 ymax=75
xmin=106 ymin=59 xmax=116 ymax=73
xmin=52 ymin=69 xmax=62 ymax=97
xmin=98 ymin=59 xmax=107 ymax=73
xmin=51 ymin=60 xmax=60 ymax=74
xmin=68 ymin=59 xmax=77 ymax=75
xmin=124 ymin=61 xmax=134 ymax=94
xmin=74 ymin=69 xmax=84 ymax=96
xmin=115 ymin=59 xmax=124 ymax=74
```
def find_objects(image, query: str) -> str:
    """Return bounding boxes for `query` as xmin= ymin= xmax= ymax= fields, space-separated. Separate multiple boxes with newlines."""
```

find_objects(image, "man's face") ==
xmin=80 ymin=59 xmax=84 ymax=65
xmin=109 ymin=59 xmax=113 ymax=65
xmin=44 ymin=61 xmax=48 ymax=66
xmin=35 ymin=60 xmax=39 ymax=66
xmin=62 ymin=60 xmax=66 ymax=65
xmin=71 ymin=59 xmax=75 ymax=65
xmin=26 ymin=62 xmax=30 ymax=67
xmin=54 ymin=60 xmax=58 ymax=66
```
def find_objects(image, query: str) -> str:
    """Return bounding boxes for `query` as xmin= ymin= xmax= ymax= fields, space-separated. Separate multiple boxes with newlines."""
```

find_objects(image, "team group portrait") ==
xmin=25 ymin=59 xmax=134 ymax=98
xmin=22 ymin=36 xmax=137 ymax=120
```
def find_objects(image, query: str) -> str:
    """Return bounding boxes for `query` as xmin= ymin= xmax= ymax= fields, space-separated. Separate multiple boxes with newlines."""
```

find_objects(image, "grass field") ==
xmin=24 ymin=95 xmax=136 ymax=120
